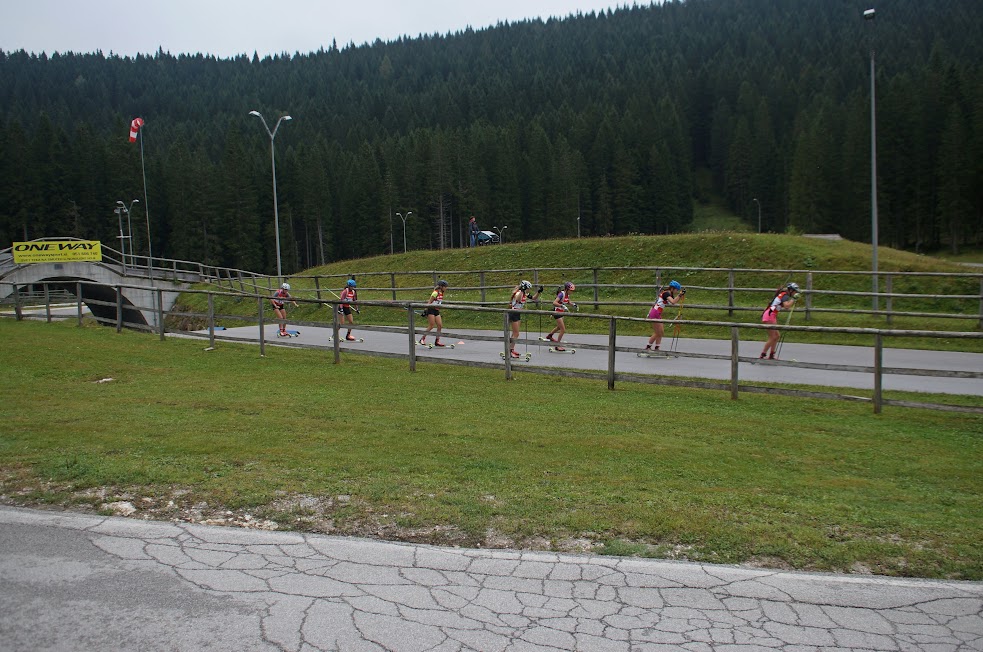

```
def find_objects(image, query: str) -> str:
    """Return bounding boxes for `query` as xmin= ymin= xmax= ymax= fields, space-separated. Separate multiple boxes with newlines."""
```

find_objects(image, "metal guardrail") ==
xmin=4 ymin=280 xmax=981 ymax=416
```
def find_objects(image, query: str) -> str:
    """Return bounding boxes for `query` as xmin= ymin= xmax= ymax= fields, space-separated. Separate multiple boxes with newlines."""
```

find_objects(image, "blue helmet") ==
xmin=347 ymin=279 xmax=356 ymax=288
xmin=669 ymin=280 xmax=682 ymax=290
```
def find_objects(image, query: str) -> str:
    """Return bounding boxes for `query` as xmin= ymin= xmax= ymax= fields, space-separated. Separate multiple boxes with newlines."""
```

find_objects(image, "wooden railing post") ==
xmin=43 ymin=282 xmax=52 ymax=323
xmin=390 ymin=273 xmax=397 ymax=301
xmin=727 ymin=269 xmax=735 ymax=318
xmin=116 ymin=286 xmax=123 ymax=333
xmin=885 ymin=274 xmax=893 ymax=326
xmin=479 ymin=271 xmax=486 ymax=304
xmin=592 ymin=268 xmax=599 ymax=310
xmin=503 ymin=312 xmax=512 ymax=380
xmin=258 ymin=297 xmax=265 ymax=357
xmin=156 ymin=289 xmax=165 ymax=341
xmin=76 ymin=281 xmax=84 ymax=327
xmin=873 ymin=333 xmax=883 ymax=414
xmin=407 ymin=305 xmax=416 ymax=372
xmin=332 ymin=301 xmax=341 ymax=364
xmin=607 ymin=317 xmax=616 ymax=390
xmin=805 ymin=272 xmax=813 ymax=322
xmin=13 ymin=285 xmax=22 ymax=321
xmin=314 ymin=276 xmax=322 ymax=302
xmin=208 ymin=293 xmax=215 ymax=348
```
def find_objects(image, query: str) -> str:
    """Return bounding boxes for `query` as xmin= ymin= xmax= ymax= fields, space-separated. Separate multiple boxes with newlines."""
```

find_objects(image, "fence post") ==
xmin=592 ymin=268 xmax=599 ymax=310
xmin=208 ymin=293 xmax=215 ymax=348
xmin=873 ymin=333 xmax=883 ymax=414
xmin=76 ymin=281 xmax=83 ymax=327
xmin=156 ymin=289 xmax=165 ymax=341
xmin=479 ymin=271 xmax=486 ymax=305
xmin=332 ymin=301 xmax=341 ymax=364
xmin=13 ymin=285 xmax=22 ymax=321
xmin=44 ymin=282 xmax=52 ymax=323
xmin=314 ymin=276 xmax=322 ymax=302
xmin=727 ymin=269 xmax=735 ymax=318
xmin=116 ymin=287 xmax=123 ymax=333
xmin=390 ymin=273 xmax=397 ymax=301
xmin=503 ymin=312 xmax=512 ymax=380
xmin=731 ymin=327 xmax=740 ymax=400
xmin=407 ymin=305 xmax=416 ymax=372
xmin=885 ymin=274 xmax=893 ymax=326
xmin=805 ymin=272 xmax=813 ymax=322
xmin=258 ymin=297 xmax=265 ymax=357
xmin=607 ymin=317 xmax=616 ymax=390
xmin=532 ymin=269 xmax=540 ymax=307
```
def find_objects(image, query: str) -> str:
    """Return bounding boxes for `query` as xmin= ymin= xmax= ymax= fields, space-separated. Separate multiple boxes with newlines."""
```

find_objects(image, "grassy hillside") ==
xmin=175 ymin=234 xmax=980 ymax=350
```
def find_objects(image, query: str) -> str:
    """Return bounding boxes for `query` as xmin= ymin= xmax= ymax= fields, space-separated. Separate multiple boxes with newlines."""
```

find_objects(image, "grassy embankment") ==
xmin=177 ymin=233 xmax=982 ymax=351
xmin=1 ymin=316 xmax=981 ymax=580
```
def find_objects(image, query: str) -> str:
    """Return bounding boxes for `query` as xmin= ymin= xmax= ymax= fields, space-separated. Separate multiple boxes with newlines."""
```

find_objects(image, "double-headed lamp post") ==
xmin=864 ymin=7 xmax=879 ymax=312
xmin=397 ymin=211 xmax=412 ymax=253
xmin=249 ymin=110 xmax=292 ymax=283
xmin=493 ymin=225 xmax=507 ymax=244
xmin=752 ymin=198 xmax=762 ymax=234
xmin=116 ymin=199 xmax=140 ymax=267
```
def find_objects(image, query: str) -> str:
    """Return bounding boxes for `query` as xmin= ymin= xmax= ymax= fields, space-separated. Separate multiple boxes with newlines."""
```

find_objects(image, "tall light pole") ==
xmin=864 ymin=7 xmax=879 ymax=312
xmin=389 ymin=209 xmax=394 ymax=255
xmin=752 ymin=198 xmax=762 ymax=234
xmin=249 ymin=110 xmax=292 ymax=282
xmin=577 ymin=214 xmax=581 ymax=238
xmin=493 ymin=225 xmax=507 ymax=244
xmin=397 ymin=211 xmax=412 ymax=253
xmin=114 ymin=206 xmax=130 ymax=274
xmin=117 ymin=199 xmax=139 ymax=267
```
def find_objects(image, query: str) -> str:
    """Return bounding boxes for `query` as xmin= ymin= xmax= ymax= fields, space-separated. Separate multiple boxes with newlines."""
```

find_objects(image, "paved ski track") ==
xmin=1 ymin=506 xmax=981 ymax=652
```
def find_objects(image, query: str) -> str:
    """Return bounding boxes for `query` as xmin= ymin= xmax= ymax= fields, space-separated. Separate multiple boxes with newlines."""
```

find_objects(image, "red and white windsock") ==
xmin=129 ymin=117 xmax=145 ymax=143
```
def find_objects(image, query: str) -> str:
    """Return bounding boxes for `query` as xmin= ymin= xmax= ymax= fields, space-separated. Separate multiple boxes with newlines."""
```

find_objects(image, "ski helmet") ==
xmin=519 ymin=280 xmax=532 ymax=291
xmin=347 ymin=279 xmax=356 ymax=288
xmin=787 ymin=282 xmax=800 ymax=293
xmin=564 ymin=281 xmax=575 ymax=291
xmin=437 ymin=279 xmax=448 ymax=287
xmin=281 ymin=283 xmax=290 ymax=290
xmin=669 ymin=280 xmax=682 ymax=290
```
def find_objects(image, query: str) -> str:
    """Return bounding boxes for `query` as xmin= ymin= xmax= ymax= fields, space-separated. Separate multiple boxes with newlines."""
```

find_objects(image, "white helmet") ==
xmin=519 ymin=280 xmax=532 ymax=291
xmin=281 ymin=283 xmax=291 ymax=290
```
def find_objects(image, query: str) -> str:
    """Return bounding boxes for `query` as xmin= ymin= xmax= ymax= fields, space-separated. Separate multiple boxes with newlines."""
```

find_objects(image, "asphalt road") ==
xmin=2 ymin=506 xmax=980 ymax=652
xmin=195 ymin=323 xmax=983 ymax=397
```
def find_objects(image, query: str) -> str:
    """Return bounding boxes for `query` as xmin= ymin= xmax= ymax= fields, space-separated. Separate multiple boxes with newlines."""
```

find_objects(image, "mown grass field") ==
xmin=1 ymin=319 xmax=981 ymax=580
xmin=178 ymin=233 xmax=983 ymax=352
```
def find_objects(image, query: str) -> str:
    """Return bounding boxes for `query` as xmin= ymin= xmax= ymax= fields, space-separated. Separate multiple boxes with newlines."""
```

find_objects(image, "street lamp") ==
xmin=397 ymin=211 xmax=412 ymax=253
xmin=864 ymin=7 xmax=879 ymax=312
xmin=249 ymin=110 xmax=292 ymax=283
xmin=577 ymin=214 xmax=581 ymax=238
xmin=752 ymin=198 xmax=761 ymax=234
xmin=116 ymin=199 xmax=139 ymax=267
xmin=493 ymin=225 xmax=506 ymax=244
xmin=113 ymin=206 xmax=130 ymax=273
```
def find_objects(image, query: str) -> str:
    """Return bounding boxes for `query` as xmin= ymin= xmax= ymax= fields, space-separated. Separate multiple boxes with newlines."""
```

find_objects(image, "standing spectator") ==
xmin=469 ymin=216 xmax=480 ymax=248
xmin=271 ymin=282 xmax=298 ymax=337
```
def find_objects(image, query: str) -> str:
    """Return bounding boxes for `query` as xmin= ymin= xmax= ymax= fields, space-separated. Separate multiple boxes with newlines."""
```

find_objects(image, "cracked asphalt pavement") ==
xmin=1 ymin=506 xmax=981 ymax=651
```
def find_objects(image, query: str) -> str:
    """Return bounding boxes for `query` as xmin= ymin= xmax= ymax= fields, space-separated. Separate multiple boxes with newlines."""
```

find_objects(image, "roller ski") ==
xmin=637 ymin=349 xmax=669 ymax=358
xmin=276 ymin=329 xmax=300 ymax=338
xmin=548 ymin=346 xmax=575 ymax=354
xmin=417 ymin=339 xmax=454 ymax=349
xmin=501 ymin=351 xmax=532 ymax=362
xmin=328 ymin=336 xmax=364 ymax=343
xmin=538 ymin=336 xmax=557 ymax=342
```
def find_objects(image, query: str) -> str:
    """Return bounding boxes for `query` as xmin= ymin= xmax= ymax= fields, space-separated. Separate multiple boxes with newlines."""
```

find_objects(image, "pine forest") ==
xmin=1 ymin=0 xmax=981 ymax=274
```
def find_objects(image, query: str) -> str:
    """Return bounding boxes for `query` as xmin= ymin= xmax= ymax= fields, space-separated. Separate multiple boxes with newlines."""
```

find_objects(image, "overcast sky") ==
xmin=1 ymin=0 xmax=636 ymax=59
